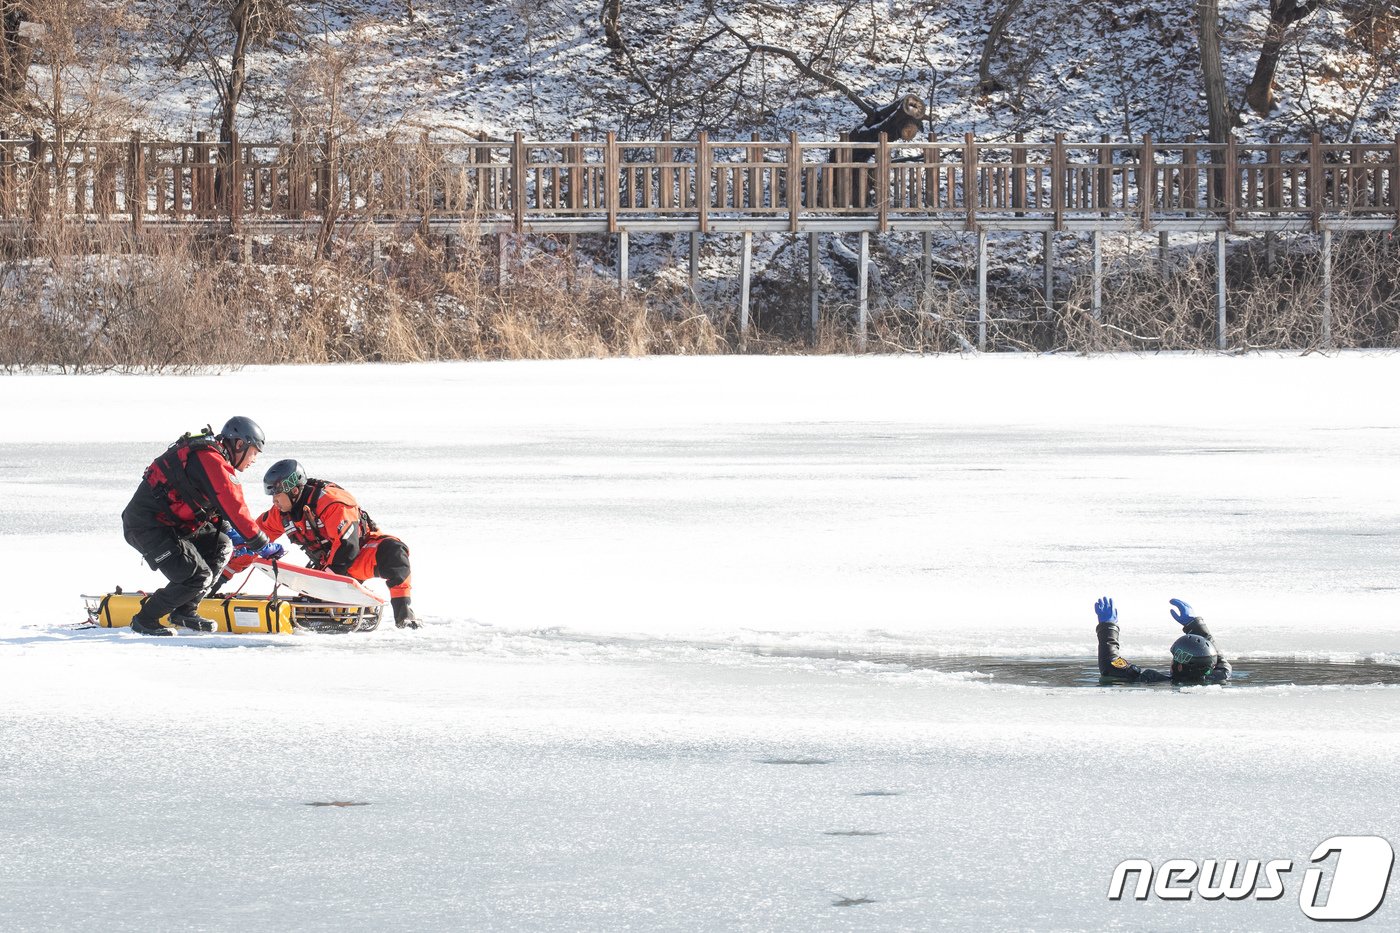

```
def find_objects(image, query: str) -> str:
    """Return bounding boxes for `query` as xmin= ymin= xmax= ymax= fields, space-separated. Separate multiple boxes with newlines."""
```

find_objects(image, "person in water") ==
xmin=1095 ymin=596 xmax=1231 ymax=684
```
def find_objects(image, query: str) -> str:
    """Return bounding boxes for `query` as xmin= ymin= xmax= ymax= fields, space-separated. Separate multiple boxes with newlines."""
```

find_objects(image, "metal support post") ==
xmin=977 ymin=230 xmax=988 ymax=350
xmin=857 ymin=231 xmax=870 ymax=352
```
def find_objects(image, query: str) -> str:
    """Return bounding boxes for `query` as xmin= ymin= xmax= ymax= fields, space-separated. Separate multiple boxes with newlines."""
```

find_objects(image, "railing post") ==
xmin=1098 ymin=134 xmax=1111 ymax=215
xmin=924 ymin=130 xmax=938 ymax=210
xmin=27 ymin=132 xmax=47 ymax=222
xmin=1349 ymin=141 xmax=1362 ymax=209
xmin=227 ymin=130 xmax=242 ymax=226
xmin=1392 ymin=132 xmax=1399 ymax=230
xmin=1183 ymin=135 xmax=1198 ymax=213
xmin=605 ymin=130 xmax=618 ymax=234
xmin=1052 ymin=132 xmax=1065 ymax=231
xmin=788 ymin=130 xmax=801 ymax=233
xmin=1225 ymin=132 xmax=1238 ymax=230
xmin=1309 ymin=132 xmax=1323 ymax=233
xmin=567 ymin=130 xmax=582 ymax=211
xmin=0 ymin=138 xmax=10 ymax=218
xmin=696 ymin=131 xmax=709 ymax=234
xmin=53 ymin=127 xmax=67 ymax=216
xmin=1140 ymin=132 xmax=1154 ymax=232
xmin=876 ymin=131 xmax=890 ymax=232
xmin=317 ymin=132 xmax=334 ymax=212
xmin=1266 ymin=134 xmax=1282 ymax=214
xmin=512 ymin=130 xmax=526 ymax=234
xmin=659 ymin=131 xmax=672 ymax=212
xmin=749 ymin=131 xmax=760 ymax=209
xmin=963 ymin=132 xmax=977 ymax=231
xmin=192 ymin=131 xmax=205 ymax=216
xmin=835 ymin=131 xmax=850 ymax=208
xmin=129 ymin=132 xmax=143 ymax=233
xmin=1012 ymin=132 xmax=1026 ymax=212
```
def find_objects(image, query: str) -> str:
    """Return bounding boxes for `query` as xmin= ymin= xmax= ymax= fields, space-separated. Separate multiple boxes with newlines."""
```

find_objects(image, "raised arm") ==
xmin=1169 ymin=598 xmax=1232 ymax=682
xmin=1095 ymin=597 xmax=1171 ymax=683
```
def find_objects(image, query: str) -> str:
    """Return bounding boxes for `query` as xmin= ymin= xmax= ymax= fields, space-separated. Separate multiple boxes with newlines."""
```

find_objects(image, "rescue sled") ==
xmin=83 ymin=558 xmax=386 ymax=634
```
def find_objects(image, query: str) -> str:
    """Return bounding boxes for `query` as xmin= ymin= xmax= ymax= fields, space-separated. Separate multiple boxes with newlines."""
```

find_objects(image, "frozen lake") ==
xmin=2 ymin=354 xmax=1398 ymax=930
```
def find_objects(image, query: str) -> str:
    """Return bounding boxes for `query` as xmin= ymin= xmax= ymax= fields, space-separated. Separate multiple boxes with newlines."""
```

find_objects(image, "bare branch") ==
xmin=713 ymin=16 xmax=875 ymax=116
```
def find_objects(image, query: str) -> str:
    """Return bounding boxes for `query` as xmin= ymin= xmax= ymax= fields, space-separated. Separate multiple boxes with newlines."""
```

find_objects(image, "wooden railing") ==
xmin=2 ymin=131 xmax=1398 ymax=231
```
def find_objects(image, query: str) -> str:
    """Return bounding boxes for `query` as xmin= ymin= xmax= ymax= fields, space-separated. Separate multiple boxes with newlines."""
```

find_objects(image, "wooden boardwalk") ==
xmin=2 ymin=132 xmax=1397 ymax=234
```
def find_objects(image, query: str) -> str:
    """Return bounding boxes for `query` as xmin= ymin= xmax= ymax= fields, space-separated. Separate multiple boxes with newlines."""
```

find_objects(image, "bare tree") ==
xmin=18 ymin=0 xmax=136 ymax=140
xmin=174 ymin=0 xmax=298 ymax=144
xmin=1245 ymin=0 xmax=1321 ymax=114
xmin=1 ymin=0 xmax=35 ymax=114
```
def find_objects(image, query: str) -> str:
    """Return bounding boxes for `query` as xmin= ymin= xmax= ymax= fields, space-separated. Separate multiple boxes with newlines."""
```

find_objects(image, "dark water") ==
xmin=752 ymin=646 xmax=1400 ymax=688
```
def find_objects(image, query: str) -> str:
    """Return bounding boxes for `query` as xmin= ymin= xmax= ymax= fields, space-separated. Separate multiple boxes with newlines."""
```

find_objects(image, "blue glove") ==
xmin=257 ymin=543 xmax=286 ymax=561
xmin=1168 ymin=598 xmax=1196 ymax=626
xmin=1094 ymin=597 xmax=1117 ymax=625
xmin=231 ymin=545 xmax=253 ymax=559
xmin=226 ymin=527 xmax=245 ymax=547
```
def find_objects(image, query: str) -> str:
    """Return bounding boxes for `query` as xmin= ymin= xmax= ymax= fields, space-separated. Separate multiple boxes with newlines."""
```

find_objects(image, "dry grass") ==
xmin=2 ymin=220 xmax=1396 ymax=371
xmin=0 ymin=221 xmax=249 ymax=372
xmin=849 ymin=231 xmax=1400 ymax=354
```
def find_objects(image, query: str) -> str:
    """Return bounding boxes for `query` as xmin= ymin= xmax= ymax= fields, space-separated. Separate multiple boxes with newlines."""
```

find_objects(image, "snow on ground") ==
xmin=2 ymin=353 xmax=1399 ymax=930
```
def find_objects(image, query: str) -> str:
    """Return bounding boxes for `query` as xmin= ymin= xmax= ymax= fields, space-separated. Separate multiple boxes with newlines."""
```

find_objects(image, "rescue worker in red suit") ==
xmin=222 ymin=459 xmax=419 ymax=629
xmin=122 ymin=417 xmax=283 ymax=636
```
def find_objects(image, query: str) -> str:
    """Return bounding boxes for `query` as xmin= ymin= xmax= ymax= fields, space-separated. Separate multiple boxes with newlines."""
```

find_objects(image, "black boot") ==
xmin=391 ymin=596 xmax=418 ymax=629
xmin=130 ymin=612 xmax=173 ymax=636
xmin=168 ymin=604 xmax=216 ymax=633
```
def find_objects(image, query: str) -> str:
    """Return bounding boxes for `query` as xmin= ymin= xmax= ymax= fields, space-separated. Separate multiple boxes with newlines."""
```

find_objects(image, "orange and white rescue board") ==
xmin=247 ymin=558 xmax=386 ymax=607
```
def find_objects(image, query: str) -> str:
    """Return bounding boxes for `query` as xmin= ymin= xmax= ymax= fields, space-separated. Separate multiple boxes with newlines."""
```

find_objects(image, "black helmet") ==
xmin=264 ymin=459 xmax=307 ymax=496
xmin=1170 ymin=634 xmax=1218 ymax=682
xmin=220 ymin=416 xmax=265 ymax=451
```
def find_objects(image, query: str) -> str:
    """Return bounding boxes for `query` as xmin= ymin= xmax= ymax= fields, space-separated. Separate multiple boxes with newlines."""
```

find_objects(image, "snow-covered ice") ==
xmin=2 ymin=353 xmax=1398 ymax=930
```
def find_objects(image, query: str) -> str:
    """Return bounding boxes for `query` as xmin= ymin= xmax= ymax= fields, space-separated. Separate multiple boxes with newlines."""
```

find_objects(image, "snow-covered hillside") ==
xmin=106 ymin=0 xmax=1400 ymax=143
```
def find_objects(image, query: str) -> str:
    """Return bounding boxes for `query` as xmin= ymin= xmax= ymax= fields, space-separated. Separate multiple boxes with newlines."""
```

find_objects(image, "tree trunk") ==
xmin=1 ymin=1 xmax=34 ymax=109
xmin=1245 ymin=1 xmax=1319 ymax=115
xmin=978 ymin=0 xmax=1026 ymax=93
xmin=219 ymin=0 xmax=252 ymax=145
xmin=602 ymin=0 xmax=622 ymax=53
xmin=1197 ymin=0 xmax=1232 ymax=146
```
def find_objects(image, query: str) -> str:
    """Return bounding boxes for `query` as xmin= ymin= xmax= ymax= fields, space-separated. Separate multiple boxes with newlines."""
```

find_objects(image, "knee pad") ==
xmin=375 ymin=539 xmax=411 ymax=587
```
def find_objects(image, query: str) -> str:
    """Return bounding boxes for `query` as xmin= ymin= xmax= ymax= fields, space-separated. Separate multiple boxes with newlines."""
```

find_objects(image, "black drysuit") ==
xmin=122 ymin=433 xmax=266 ymax=623
xmin=1096 ymin=619 xmax=1232 ymax=684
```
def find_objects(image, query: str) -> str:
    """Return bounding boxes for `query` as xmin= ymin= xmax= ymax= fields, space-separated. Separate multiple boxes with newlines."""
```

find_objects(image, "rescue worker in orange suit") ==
xmin=221 ymin=459 xmax=419 ymax=629
xmin=121 ymin=416 xmax=282 ymax=636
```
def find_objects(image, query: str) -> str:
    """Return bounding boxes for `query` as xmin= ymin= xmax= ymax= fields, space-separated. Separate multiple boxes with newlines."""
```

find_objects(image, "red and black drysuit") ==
xmin=122 ymin=429 xmax=269 ymax=623
xmin=1096 ymin=619 xmax=1232 ymax=684
xmin=223 ymin=479 xmax=413 ymax=617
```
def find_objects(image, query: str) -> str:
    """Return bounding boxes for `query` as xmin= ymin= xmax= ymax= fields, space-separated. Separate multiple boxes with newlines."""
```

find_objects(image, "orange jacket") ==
xmin=264 ymin=479 xmax=379 ymax=574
